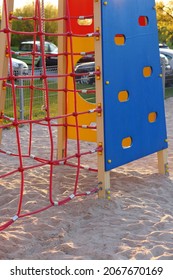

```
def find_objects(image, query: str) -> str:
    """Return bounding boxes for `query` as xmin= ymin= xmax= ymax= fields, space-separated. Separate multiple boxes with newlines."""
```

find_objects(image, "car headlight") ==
xmin=21 ymin=62 xmax=28 ymax=68
xmin=12 ymin=62 xmax=19 ymax=68
xmin=165 ymin=65 xmax=171 ymax=70
xmin=19 ymin=63 xmax=28 ymax=68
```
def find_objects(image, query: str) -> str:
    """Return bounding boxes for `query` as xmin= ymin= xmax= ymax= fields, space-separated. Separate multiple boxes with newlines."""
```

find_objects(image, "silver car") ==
xmin=8 ymin=58 xmax=29 ymax=76
xmin=160 ymin=48 xmax=173 ymax=69
xmin=160 ymin=53 xmax=173 ymax=86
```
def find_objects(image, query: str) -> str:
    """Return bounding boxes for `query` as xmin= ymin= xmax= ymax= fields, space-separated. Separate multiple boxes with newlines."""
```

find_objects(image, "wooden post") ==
xmin=94 ymin=0 xmax=110 ymax=198
xmin=0 ymin=0 xmax=14 ymax=144
xmin=157 ymin=149 xmax=169 ymax=175
xmin=57 ymin=0 xmax=67 ymax=159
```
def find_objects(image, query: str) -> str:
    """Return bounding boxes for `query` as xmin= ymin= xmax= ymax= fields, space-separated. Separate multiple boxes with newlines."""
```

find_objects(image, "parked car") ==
xmin=159 ymin=43 xmax=169 ymax=49
xmin=160 ymin=53 xmax=173 ymax=86
xmin=74 ymin=53 xmax=173 ymax=86
xmin=159 ymin=48 xmax=173 ymax=69
xmin=75 ymin=61 xmax=95 ymax=84
xmin=8 ymin=58 xmax=29 ymax=76
xmin=77 ymin=54 xmax=95 ymax=64
xmin=16 ymin=41 xmax=58 ymax=67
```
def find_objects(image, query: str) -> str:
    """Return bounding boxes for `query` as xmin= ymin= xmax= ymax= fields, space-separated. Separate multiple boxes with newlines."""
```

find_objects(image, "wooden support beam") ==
xmin=57 ymin=0 xmax=67 ymax=159
xmin=0 ymin=0 xmax=14 ymax=144
xmin=94 ymin=0 xmax=110 ymax=198
xmin=157 ymin=149 xmax=169 ymax=175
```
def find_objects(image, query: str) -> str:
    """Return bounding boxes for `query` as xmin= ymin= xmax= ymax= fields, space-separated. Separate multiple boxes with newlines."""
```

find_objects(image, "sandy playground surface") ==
xmin=0 ymin=97 xmax=173 ymax=260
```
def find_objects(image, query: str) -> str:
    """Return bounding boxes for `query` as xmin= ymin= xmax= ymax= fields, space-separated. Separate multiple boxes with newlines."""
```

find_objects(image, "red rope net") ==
xmin=0 ymin=0 xmax=101 ymax=231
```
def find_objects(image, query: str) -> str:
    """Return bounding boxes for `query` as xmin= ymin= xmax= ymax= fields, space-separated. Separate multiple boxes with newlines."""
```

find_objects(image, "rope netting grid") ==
xmin=0 ymin=0 xmax=102 ymax=231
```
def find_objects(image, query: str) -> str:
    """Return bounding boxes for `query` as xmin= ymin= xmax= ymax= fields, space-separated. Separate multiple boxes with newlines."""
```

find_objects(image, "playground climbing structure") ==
xmin=0 ymin=0 xmax=168 ymax=231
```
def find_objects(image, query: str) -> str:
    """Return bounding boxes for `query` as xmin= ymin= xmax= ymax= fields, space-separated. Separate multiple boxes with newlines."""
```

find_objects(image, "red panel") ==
xmin=67 ymin=0 xmax=94 ymax=34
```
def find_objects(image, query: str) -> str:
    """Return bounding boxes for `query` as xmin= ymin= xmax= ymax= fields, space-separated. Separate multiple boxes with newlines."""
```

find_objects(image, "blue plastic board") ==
xmin=101 ymin=0 xmax=168 ymax=171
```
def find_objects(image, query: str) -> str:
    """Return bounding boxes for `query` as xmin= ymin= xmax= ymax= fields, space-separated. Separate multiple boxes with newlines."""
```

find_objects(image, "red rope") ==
xmin=0 ymin=0 xmax=100 ymax=231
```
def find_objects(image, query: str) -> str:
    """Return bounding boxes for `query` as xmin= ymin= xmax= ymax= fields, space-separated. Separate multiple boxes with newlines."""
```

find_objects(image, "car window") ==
xmin=76 ymin=67 xmax=85 ymax=73
xmin=77 ymin=55 xmax=94 ymax=64
xmin=44 ymin=43 xmax=48 ymax=52
xmin=20 ymin=44 xmax=33 ymax=51
xmin=76 ymin=63 xmax=95 ymax=73
xmin=37 ymin=44 xmax=40 ymax=52
xmin=19 ymin=42 xmax=58 ymax=53
xmin=88 ymin=66 xmax=94 ymax=71
xmin=20 ymin=43 xmax=41 ymax=52
xmin=164 ymin=54 xmax=172 ymax=60
xmin=49 ymin=43 xmax=57 ymax=52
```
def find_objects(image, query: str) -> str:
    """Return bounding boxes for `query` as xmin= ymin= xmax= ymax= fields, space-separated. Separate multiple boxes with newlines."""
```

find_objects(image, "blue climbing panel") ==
xmin=101 ymin=0 xmax=168 ymax=171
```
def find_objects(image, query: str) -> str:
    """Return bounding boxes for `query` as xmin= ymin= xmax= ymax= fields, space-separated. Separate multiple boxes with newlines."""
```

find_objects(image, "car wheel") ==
xmin=80 ymin=75 xmax=90 ymax=84
xmin=89 ymin=77 xmax=95 ymax=85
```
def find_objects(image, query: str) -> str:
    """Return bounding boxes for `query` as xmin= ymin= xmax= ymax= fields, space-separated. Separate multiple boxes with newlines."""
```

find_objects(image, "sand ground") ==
xmin=0 ymin=98 xmax=173 ymax=260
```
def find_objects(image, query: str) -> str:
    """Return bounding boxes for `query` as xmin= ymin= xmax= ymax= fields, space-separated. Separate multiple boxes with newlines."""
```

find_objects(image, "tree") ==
xmin=156 ymin=1 xmax=173 ymax=47
xmin=11 ymin=3 xmax=58 ymax=47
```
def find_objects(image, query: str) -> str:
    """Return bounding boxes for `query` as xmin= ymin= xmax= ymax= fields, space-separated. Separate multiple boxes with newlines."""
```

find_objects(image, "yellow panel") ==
xmin=67 ymin=37 xmax=96 ymax=142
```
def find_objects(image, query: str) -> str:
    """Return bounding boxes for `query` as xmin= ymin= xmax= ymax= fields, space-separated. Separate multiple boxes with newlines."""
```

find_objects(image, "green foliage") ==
xmin=44 ymin=4 xmax=59 ymax=44
xmin=11 ymin=3 xmax=58 ymax=48
xmin=156 ymin=1 xmax=173 ymax=47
